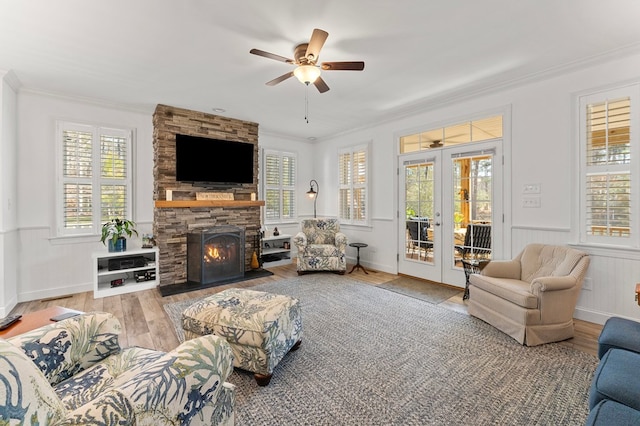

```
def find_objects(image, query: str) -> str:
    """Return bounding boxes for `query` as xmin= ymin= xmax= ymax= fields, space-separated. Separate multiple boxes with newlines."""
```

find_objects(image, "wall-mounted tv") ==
xmin=175 ymin=134 xmax=254 ymax=185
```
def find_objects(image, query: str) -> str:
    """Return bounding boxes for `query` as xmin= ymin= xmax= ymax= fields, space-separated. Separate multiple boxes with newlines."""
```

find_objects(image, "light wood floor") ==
xmin=10 ymin=263 xmax=603 ymax=356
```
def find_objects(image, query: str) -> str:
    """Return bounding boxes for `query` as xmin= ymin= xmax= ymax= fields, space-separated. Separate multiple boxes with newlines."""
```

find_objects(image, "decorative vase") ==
xmin=251 ymin=251 xmax=260 ymax=269
xmin=273 ymin=227 xmax=279 ymax=236
xmin=108 ymin=237 xmax=127 ymax=252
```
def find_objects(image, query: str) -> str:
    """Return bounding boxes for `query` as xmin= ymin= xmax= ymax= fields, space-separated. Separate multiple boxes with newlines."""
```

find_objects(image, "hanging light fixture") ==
xmin=306 ymin=179 xmax=319 ymax=218
xmin=293 ymin=65 xmax=321 ymax=85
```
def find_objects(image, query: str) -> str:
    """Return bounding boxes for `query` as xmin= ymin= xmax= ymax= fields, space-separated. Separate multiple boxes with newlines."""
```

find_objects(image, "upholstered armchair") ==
xmin=1 ymin=312 xmax=235 ymax=425
xmin=468 ymin=243 xmax=590 ymax=346
xmin=294 ymin=218 xmax=347 ymax=274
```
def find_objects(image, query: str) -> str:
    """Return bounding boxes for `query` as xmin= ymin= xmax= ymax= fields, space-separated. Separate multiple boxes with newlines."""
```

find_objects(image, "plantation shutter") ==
xmin=100 ymin=132 xmax=128 ymax=222
xmin=62 ymin=128 xmax=94 ymax=230
xmin=282 ymin=154 xmax=296 ymax=220
xmin=263 ymin=150 xmax=297 ymax=223
xmin=352 ymin=148 xmax=367 ymax=221
xmin=264 ymin=152 xmax=280 ymax=221
xmin=580 ymin=84 xmax=639 ymax=245
xmin=58 ymin=122 xmax=133 ymax=237
xmin=338 ymin=145 xmax=369 ymax=224
xmin=338 ymin=152 xmax=351 ymax=220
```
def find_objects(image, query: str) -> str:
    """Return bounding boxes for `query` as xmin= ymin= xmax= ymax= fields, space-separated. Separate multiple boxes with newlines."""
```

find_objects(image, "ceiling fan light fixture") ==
xmin=294 ymin=65 xmax=321 ymax=85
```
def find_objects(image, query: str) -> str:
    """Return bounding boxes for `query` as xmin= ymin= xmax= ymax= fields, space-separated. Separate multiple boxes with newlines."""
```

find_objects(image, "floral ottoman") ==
xmin=182 ymin=288 xmax=303 ymax=386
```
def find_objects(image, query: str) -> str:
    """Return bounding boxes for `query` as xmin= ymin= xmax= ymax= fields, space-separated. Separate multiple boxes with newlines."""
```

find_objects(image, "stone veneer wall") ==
xmin=153 ymin=104 xmax=260 ymax=288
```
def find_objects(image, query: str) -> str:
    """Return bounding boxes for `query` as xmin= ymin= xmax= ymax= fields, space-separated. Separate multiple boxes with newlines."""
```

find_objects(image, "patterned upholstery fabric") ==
xmin=182 ymin=288 xmax=303 ymax=377
xmin=293 ymin=218 xmax=347 ymax=273
xmin=0 ymin=312 xmax=235 ymax=425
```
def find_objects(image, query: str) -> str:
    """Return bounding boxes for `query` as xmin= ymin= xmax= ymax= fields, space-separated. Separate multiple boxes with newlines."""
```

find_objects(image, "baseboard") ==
xmin=345 ymin=256 xmax=396 ymax=275
xmin=19 ymin=283 xmax=93 ymax=303
xmin=574 ymin=307 xmax=612 ymax=325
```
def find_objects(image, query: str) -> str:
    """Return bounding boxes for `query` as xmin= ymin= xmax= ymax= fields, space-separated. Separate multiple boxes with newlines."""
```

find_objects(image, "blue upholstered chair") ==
xmin=587 ymin=317 xmax=640 ymax=424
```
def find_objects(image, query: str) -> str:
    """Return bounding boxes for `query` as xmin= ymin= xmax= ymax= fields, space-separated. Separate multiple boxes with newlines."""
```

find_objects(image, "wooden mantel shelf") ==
xmin=155 ymin=200 xmax=265 ymax=208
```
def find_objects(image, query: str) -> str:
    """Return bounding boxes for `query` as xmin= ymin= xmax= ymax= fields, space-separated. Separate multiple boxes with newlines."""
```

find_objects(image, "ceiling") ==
xmin=2 ymin=0 xmax=640 ymax=141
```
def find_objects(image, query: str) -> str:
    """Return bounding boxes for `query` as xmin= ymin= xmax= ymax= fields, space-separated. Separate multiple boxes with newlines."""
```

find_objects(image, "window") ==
xmin=339 ymin=144 xmax=368 ymax=224
xmin=263 ymin=150 xmax=297 ymax=223
xmin=579 ymin=84 xmax=639 ymax=245
xmin=57 ymin=121 xmax=133 ymax=236
xmin=400 ymin=115 xmax=503 ymax=153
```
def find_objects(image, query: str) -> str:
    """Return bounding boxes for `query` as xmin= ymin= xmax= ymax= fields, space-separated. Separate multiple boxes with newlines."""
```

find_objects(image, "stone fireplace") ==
xmin=187 ymin=226 xmax=245 ymax=285
xmin=152 ymin=104 xmax=262 ymax=293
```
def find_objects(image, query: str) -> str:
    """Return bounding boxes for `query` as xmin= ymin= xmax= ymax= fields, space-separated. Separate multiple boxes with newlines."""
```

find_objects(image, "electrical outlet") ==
xmin=583 ymin=278 xmax=592 ymax=291
xmin=522 ymin=196 xmax=541 ymax=208
xmin=523 ymin=183 xmax=541 ymax=194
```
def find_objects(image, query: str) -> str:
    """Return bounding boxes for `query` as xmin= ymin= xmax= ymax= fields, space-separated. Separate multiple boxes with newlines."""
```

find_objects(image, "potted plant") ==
xmin=101 ymin=218 xmax=138 ymax=252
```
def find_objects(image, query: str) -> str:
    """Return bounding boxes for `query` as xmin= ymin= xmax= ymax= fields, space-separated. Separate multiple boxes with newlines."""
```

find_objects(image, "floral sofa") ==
xmin=0 ymin=312 xmax=235 ymax=425
xmin=293 ymin=218 xmax=347 ymax=274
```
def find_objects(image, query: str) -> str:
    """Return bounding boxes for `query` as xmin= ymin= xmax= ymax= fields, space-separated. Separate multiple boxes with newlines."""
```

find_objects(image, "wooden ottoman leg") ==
xmin=290 ymin=339 xmax=302 ymax=352
xmin=254 ymin=373 xmax=272 ymax=386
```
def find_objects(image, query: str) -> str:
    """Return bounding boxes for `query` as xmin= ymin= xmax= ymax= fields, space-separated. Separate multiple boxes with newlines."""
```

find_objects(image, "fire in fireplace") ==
xmin=187 ymin=226 xmax=245 ymax=285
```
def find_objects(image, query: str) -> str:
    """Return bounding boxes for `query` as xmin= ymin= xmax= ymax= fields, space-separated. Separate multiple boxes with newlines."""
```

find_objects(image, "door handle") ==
xmin=434 ymin=222 xmax=441 ymax=226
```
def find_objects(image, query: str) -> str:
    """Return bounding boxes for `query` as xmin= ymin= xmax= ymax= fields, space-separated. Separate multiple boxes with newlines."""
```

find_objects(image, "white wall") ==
xmin=316 ymin=52 xmax=640 ymax=324
xmin=0 ymin=71 xmax=18 ymax=316
xmin=15 ymin=92 xmax=154 ymax=303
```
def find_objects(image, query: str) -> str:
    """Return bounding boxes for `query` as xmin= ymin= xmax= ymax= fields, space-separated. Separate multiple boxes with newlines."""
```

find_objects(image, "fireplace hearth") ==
xmin=187 ymin=226 xmax=245 ymax=285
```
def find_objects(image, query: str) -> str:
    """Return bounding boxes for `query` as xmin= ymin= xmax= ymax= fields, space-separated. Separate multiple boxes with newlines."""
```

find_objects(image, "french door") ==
xmin=398 ymin=141 xmax=502 ymax=287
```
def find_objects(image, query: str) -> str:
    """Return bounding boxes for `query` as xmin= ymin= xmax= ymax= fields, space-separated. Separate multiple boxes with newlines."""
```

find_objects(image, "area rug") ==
xmin=378 ymin=276 xmax=462 ymax=304
xmin=163 ymin=274 xmax=597 ymax=425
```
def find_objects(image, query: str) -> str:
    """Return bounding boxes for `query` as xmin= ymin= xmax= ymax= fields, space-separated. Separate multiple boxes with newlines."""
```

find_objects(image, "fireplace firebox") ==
xmin=187 ymin=226 xmax=245 ymax=285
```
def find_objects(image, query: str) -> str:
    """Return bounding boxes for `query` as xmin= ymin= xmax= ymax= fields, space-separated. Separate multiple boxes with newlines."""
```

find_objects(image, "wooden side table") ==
xmin=349 ymin=242 xmax=369 ymax=274
xmin=0 ymin=306 xmax=83 ymax=339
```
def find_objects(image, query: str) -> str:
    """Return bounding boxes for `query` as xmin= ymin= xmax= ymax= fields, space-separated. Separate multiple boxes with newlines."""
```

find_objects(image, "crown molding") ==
xmin=1 ymin=70 xmax=22 ymax=92
xmin=19 ymin=86 xmax=154 ymax=114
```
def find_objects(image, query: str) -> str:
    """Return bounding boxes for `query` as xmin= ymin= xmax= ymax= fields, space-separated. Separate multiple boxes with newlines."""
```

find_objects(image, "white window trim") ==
xmin=338 ymin=143 xmax=370 ymax=226
xmin=578 ymin=83 xmax=640 ymax=248
xmin=55 ymin=120 xmax=134 ymax=237
xmin=262 ymin=149 xmax=298 ymax=224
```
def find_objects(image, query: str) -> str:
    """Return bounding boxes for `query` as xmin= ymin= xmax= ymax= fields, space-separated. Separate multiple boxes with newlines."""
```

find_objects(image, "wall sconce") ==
xmin=307 ymin=179 xmax=319 ymax=218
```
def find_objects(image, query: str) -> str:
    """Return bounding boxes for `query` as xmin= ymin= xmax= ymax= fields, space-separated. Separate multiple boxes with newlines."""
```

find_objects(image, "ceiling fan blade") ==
xmin=321 ymin=61 xmax=365 ymax=71
xmin=305 ymin=29 xmax=329 ymax=62
xmin=250 ymin=48 xmax=294 ymax=64
xmin=313 ymin=76 xmax=330 ymax=93
xmin=266 ymin=71 xmax=294 ymax=86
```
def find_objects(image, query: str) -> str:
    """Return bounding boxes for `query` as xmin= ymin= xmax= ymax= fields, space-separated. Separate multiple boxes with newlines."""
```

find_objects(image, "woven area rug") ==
xmin=378 ymin=276 xmax=462 ymax=304
xmin=163 ymin=275 xmax=597 ymax=425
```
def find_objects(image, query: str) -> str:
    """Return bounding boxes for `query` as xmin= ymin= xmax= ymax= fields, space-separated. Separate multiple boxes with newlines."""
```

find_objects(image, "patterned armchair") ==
xmin=294 ymin=218 xmax=348 ymax=274
xmin=0 ymin=312 xmax=235 ymax=425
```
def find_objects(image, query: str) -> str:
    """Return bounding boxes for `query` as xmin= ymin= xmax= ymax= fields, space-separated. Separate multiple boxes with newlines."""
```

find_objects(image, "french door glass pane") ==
xmin=404 ymin=162 xmax=434 ymax=263
xmin=453 ymin=155 xmax=492 ymax=262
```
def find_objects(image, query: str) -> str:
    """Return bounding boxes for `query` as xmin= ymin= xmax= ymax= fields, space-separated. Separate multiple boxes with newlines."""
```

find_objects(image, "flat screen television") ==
xmin=175 ymin=134 xmax=254 ymax=184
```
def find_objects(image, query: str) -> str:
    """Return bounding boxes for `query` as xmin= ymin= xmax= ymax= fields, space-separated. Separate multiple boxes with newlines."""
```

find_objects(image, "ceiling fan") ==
xmin=250 ymin=28 xmax=365 ymax=93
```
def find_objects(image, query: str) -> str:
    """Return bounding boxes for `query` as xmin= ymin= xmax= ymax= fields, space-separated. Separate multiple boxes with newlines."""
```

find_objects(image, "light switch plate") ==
xmin=522 ymin=196 xmax=541 ymax=208
xmin=523 ymin=183 xmax=541 ymax=194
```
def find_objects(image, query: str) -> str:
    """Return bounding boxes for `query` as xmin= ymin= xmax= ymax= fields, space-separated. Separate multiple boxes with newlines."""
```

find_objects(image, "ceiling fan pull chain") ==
xmin=305 ymin=84 xmax=310 ymax=123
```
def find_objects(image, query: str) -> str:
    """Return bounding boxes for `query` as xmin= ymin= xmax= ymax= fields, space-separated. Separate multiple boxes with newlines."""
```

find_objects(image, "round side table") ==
xmin=349 ymin=242 xmax=369 ymax=274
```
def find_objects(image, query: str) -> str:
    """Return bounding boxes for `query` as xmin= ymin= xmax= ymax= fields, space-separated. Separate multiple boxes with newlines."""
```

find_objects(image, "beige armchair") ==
xmin=468 ymin=244 xmax=590 ymax=346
